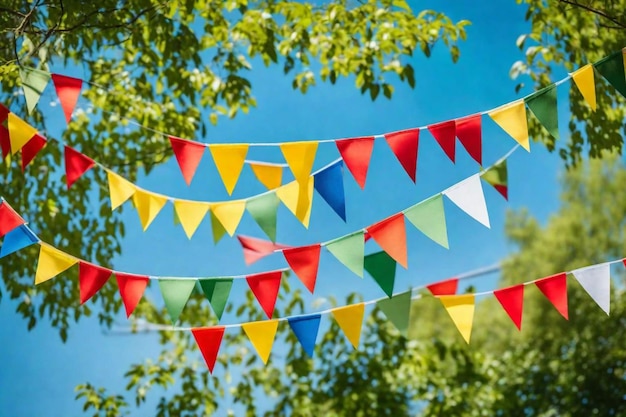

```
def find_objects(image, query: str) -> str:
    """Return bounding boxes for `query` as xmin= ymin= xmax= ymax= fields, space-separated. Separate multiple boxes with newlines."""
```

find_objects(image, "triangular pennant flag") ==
xmin=275 ymin=177 xmax=314 ymax=227
xmin=158 ymin=279 xmax=197 ymax=323
xmin=115 ymin=272 xmax=150 ymax=317
xmin=570 ymin=64 xmax=597 ymax=111
xmin=210 ymin=209 xmax=227 ymax=244
xmin=191 ymin=326 xmax=225 ymax=373
xmin=20 ymin=69 xmax=50 ymax=114
xmin=455 ymin=114 xmax=482 ymax=165
xmin=78 ymin=262 xmax=112 ymax=304
xmin=106 ymin=170 xmax=136 ymax=210
xmin=237 ymin=235 xmax=290 ymax=265
xmin=313 ymin=160 xmax=346 ymax=221
xmin=488 ymin=100 xmax=530 ymax=151
xmin=439 ymin=294 xmax=475 ymax=344
xmin=210 ymin=200 xmax=246 ymax=236
xmin=246 ymin=193 xmax=279 ymax=242
xmin=51 ymin=74 xmax=83 ymax=123
xmin=376 ymin=290 xmax=411 ymax=337
xmin=325 ymin=232 xmax=364 ymax=277
xmin=403 ymin=195 xmax=449 ymax=249
xmin=493 ymin=284 xmax=524 ymax=330
xmin=331 ymin=303 xmax=365 ymax=348
xmin=7 ymin=113 xmax=37 ymax=154
xmin=0 ymin=125 xmax=10 ymax=159
xmin=133 ymin=189 xmax=168 ymax=231
xmin=367 ymin=213 xmax=408 ymax=269
xmin=443 ymin=174 xmax=490 ymax=228
xmin=572 ymin=264 xmax=610 ymax=315
xmin=364 ymin=251 xmax=396 ymax=297
xmin=209 ymin=144 xmax=249 ymax=195
xmin=199 ymin=278 xmax=233 ymax=320
xmin=246 ymin=270 xmax=282 ymax=319
xmin=0 ymin=225 xmax=38 ymax=258
xmin=35 ymin=244 xmax=78 ymax=284
xmin=64 ymin=146 xmax=95 ymax=189
xmin=0 ymin=103 xmax=9 ymax=123
xmin=427 ymin=278 xmax=458 ymax=295
xmin=250 ymin=162 xmax=283 ymax=190
xmin=384 ymin=129 xmax=419 ymax=182
xmin=280 ymin=141 xmax=318 ymax=183
xmin=525 ymin=85 xmax=559 ymax=140
xmin=288 ymin=314 xmax=321 ymax=357
xmin=535 ymin=272 xmax=568 ymax=319
xmin=427 ymin=120 xmax=456 ymax=162
xmin=21 ymin=134 xmax=46 ymax=171
xmin=283 ymin=244 xmax=321 ymax=293
xmin=481 ymin=159 xmax=508 ymax=200
xmin=595 ymin=51 xmax=626 ymax=97
xmin=0 ymin=201 xmax=25 ymax=238
xmin=242 ymin=320 xmax=279 ymax=364
xmin=173 ymin=200 xmax=210 ymax=239
xmin=335 ymin=136 xmax=375 ymax=189
xmin=169 ymin=136 xmax=206 ymax=186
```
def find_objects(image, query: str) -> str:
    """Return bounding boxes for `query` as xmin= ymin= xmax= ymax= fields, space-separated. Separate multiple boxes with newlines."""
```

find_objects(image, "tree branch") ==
xmin=558 ymin=0 xmax=626 ymax=29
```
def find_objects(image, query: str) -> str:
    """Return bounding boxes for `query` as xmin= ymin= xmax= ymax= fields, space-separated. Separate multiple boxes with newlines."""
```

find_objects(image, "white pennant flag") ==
xmin=571 ymin=263 xmax=611 ymax=315
xmin=443 ymin=174 xmax=490 ymax=228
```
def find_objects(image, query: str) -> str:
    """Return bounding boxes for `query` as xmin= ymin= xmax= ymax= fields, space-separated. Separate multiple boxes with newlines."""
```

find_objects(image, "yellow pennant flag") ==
xmin=173 ymin=200 xmax=210 ymax=239
xmin=571 ymin=64 xmax=597 ymax=111
xmin=7 ymin=113 xmax=37 ymax=154
xmin=279 ymin=141 xmax=318 ymax=183
xmin=331 ymin=303 xmax=365 ymax=349
xmin=106 ymin=170 xmax=136 ymax=210
xmin=488 ymin=100 xmax=530 ymax=151
xmin=210 ymin=200 xmax=246 ymax=236
xmin=35 ymin=244 xmax=78 ymax=284
xmin=242 ymin=319 xmax=279 ymax=364
xmin=250 ymin=162 xmax=283 ymax=190
xmin=439 ymin=294 xmax=475 ymax=344
xmin=133 ymin=189 xmax=168 ymax=231
xmin=275 ymin=177 xmax=314 ymax=228
xmin=209 ymin=144 xmax=249 ymax=195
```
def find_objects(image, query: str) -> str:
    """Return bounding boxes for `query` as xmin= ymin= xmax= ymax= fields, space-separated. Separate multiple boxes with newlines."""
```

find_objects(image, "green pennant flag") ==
xmin=325 ymin=232 xmax=364 ymax=277
xmin=198 ymin=278 xmax=233 ymax=320
xmin=481 ymin=159 xmax=508 ymax=200
xmin=364 ymin=251 xmax=396 ymax=297
xmin=595 ymin=51 xmax=626 ymax=97
xmin=525 ymin=84 xmax=559 ymax=140
xmin=376 ymin=290 xmax=411 ymax=337
xmin=210 ymin=209 xmax=227 ymax=244
xmin=19 ymin=69 xmax=50 ymax=114
xmin=403 ymin=195 xmax=448 ymax=249
xmin=158 ymin=279 xmax=197 ymax=323
xmin=246 ymin=192 xmax=279 ymax=242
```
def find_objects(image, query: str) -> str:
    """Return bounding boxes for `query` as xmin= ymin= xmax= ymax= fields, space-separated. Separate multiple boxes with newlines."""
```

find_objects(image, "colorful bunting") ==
xmin=275 ymin=177 xmax=314 ymax=227
xmin=384 ymin=129 xmax=419 ymax=182
xmin=199 ymin=278 xmax=233 ymax=320
xmin=488 ymin=100 xmax=529 ymax=151
xmin=572 ymin=263 xmax=610 ymax=315
xmin=169 ymin=136 xmax=205 ymax=186
xmin=78 ymin=262 xmax=112 ymax=304
xmin=133 ymin=189 xmax=168 ymax=231
xmin=595 ymin=50 xmax=626 ymax=97
xmin=246 ymin=270 xmax=282 ymax=319
xmin=35 ymin=244 xmax=77 ymax=284
xmin=0 ymin=201 xmax=25 ymax=238
xmin=288 ymin=314 xmax=321 ymax=357
xmin=51 ymin=74 xmax=83 ymax=123
xmin=377 ymin=290 xmax=411 ymax=337
xmin=209 ymin=144 xmax=249 ymax=195
xmin=439 ymin=294 xmax=475 ymax=344
xmin=246 ymin=193 xmax=279 ymax=242
xmin=403 ymin=195 xmax=449 ymax=249
xmin=210 ymin=209 xmax=228 ymax=244
xmin=158 ymin=279 xmax=197 ymax=323
xmin=237 ymin=235 xmax=290 ymax=265
xmin=325 ymin=232 xmax=364 ymax=277
xmin=525 ymin=85 xmax=559 ymax=140
xmin=19 ymin=69 xmax=50 ymax=114
xmin=21 ymin=134 xmax=46 ymax=171
xmin=335 ymin=136 xmax=375 ymax=189
xmin=570 ymin=64 xmax=597 ymax=111
xmin=210 ymin=200 xmax=246 ymax=236
xmin=427 ymin=120 xmax=456 ymax=162
xmin=283 ymin=244 xmax=321 ymax=293
xmin=191 ymin=326 xmax=225 ymax=373
xmin=427 ymin=278 xmax=458 ymax=296
xmin=481 ymin=159 xmax=508 ymax=200
xmin=64 ymin=146 xmax=95 ymax=189
xmin=493 ymin=284 xmax=524 ymax=330
xmin=0 ymin=225 xmax=38 ymax=258
xmin=313 ymin=160 xmax=346 ymax=221
xmin=367 ymin=213 xmax=408 ymax=269
xmin=106 ymin=170 xmax=136 ymax=210
xmin=535 ymin=272 xmax=568 ymax=320
xmin=0 ymin=125 xmax=10 ymax=159
xmin=280 ymin=141 xmax=318 ymax=183
xmin=250 ymin=162 xmax=283 ymax=190
xmin=115 ymin=272 xmax=150 ymax=317
xmin=242 ymin=320 xmax=279 ymax=364
xmin=455 ymin=114 xmax=482 ymax=165
xmin=332 ymin=303 xmax=365 ymax=348
xmin=443 ymin=174 xmax=490 ymax=228
xmin=7 ymin=113 xmax=37 ymax=154
xmin=364 ymin=250 xmax=396 ymax=297
xmin=173 ymin=200 xmax=210 ymax=239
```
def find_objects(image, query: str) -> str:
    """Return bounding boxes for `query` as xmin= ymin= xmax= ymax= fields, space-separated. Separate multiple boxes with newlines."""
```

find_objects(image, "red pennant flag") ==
xmin=169 ymin=136 xmax=205 ymax=186
xmin=384 ymin=129 xmax=419 ymax=182
xmin=0 ymin=202 xmax=25 ymax=237
xmin=426 ymin=278 xmax=459 ymax=295
xmin=191 ymin=326 xmax=225 ymax=374
xmin=21 ymin=134 xmax=46 ymax=171
xmin=78 ymin=261 xmax=112 ymax=304
xmin=64 ymin=146 xmax=95 ymax=189
xmin=0 ymin=104 xmax=9 ymax=124
xmin=535 ymin=272 xmax=568 ymax=320
xmin=367 ymin=213 xmax=408 ymax=269
xmin=427 ymin=120 xmax=456 ymax=162
xmin=364 ymin=231 xmax=372 ymax=242
xmin=455 ymin=114 xmax=482 ymax=165
xmin=115 ymin=272 xmax=150 ymax=317
xmin=246 ymin=270 xmax=283 ymax=319
xmin=283 ymin=244 xmax=321 ymax=293
xmin=494 ymin=284 xmax=524 ymax=330
xmin=0 ymin=125 xmax=10 ymax=159
xmin=335 ymin=136 xmax=375 ymax=189
xmin=237 ymin=235 xmax=291 ymax=265
xmin=51 ymin=74 xmax=83 ymax=124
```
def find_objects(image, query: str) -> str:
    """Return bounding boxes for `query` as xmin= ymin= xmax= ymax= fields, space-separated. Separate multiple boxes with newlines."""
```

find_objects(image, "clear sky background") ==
xmin=0 ymin=1 xmax=581 ymax=415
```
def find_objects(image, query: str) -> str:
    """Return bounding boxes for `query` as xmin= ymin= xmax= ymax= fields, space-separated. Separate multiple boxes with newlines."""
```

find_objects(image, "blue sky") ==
xmin=0 ymin=1 xmax=580 ymax=415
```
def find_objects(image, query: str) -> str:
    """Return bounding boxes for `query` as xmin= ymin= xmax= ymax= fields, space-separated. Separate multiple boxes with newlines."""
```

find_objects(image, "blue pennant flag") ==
xmin=0 ymin=225 xmax=39 ymax=258
xmin=314 ymin=160 xmax=346 ymax=221
xmin=288 ymin=314 xmax=321 ymax=357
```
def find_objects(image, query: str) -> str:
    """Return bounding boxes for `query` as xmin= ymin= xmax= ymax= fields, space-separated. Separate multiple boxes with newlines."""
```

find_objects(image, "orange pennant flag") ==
xmin=250 ymin=162 xmax=283 ymax=190
xmin=367 ymin=213 xmax=408 ymax=269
